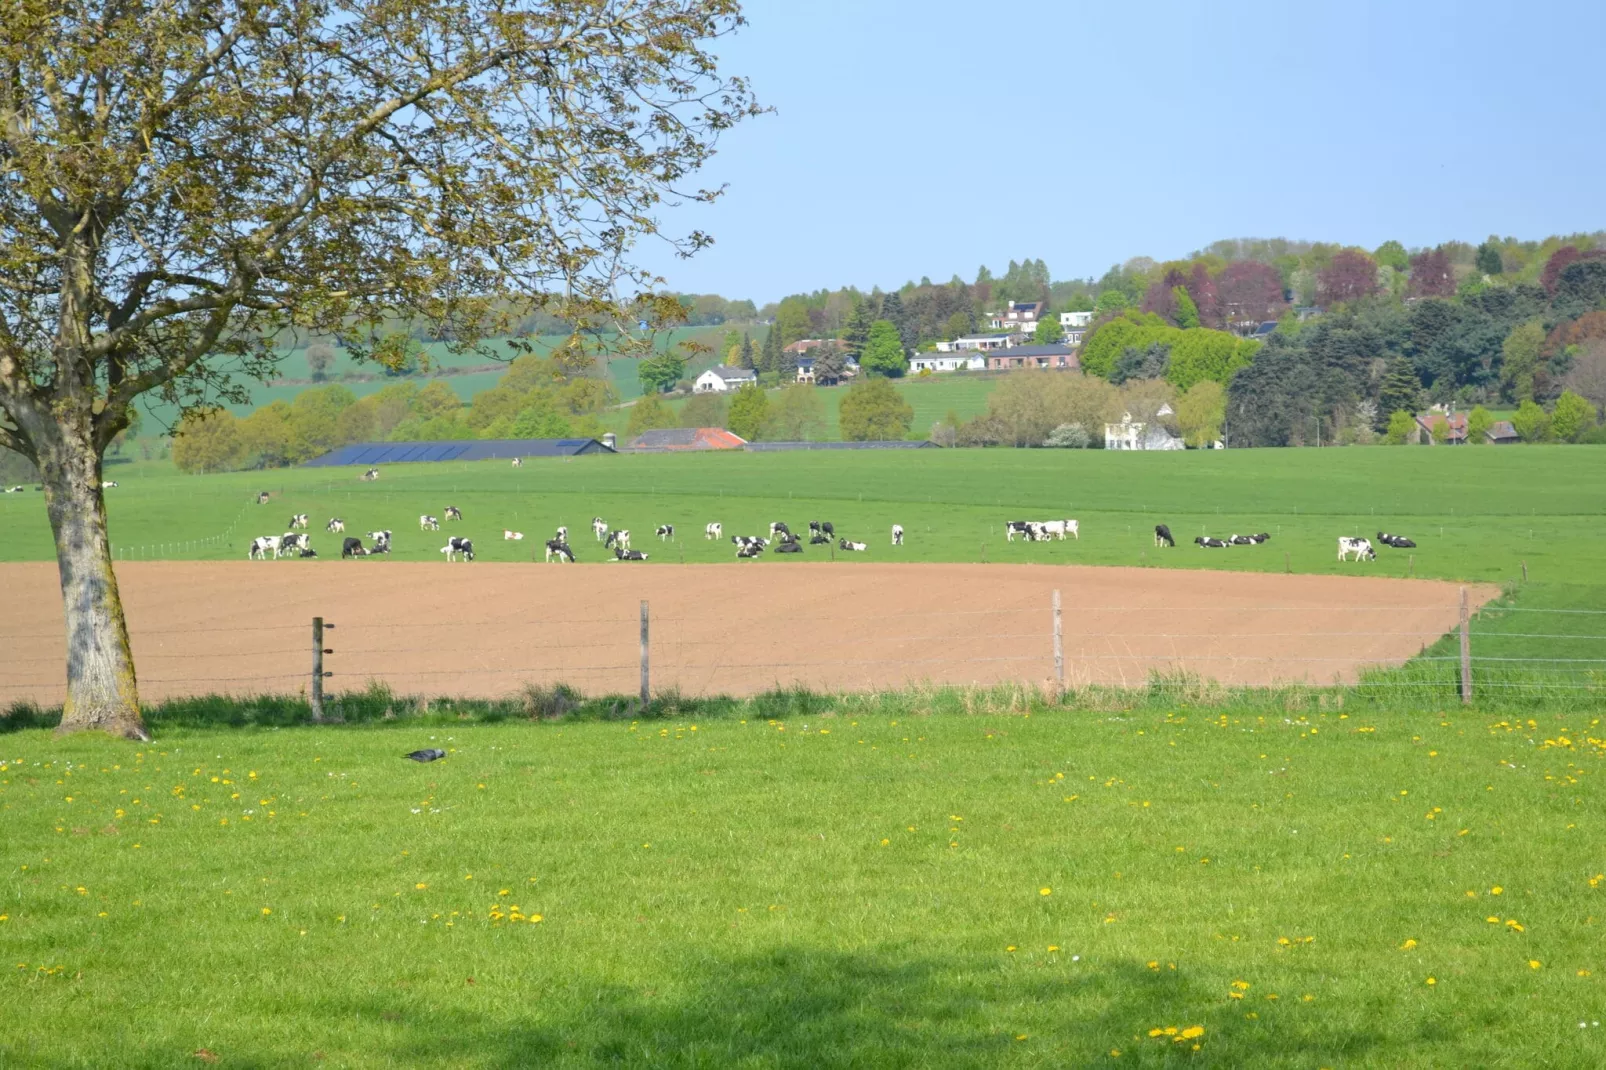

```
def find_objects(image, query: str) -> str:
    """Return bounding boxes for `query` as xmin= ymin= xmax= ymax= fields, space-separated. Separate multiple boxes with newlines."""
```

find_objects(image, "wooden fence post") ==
xmin=639 ymin=600 xmax=650 ymax=706
xmin=1052 ymin=589 xmax=1064 ymax=695
xmin=1459 ymin=588 xmax=1471 ymax=706
xmin=1521 ymin=560 xmax=1528 ymax=583
xmin=311 ymin=617 xmax=333 ymax=723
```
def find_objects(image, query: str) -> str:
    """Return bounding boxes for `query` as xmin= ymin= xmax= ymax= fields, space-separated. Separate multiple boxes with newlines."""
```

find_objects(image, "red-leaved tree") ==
xmin=1542 ymin=247 xmax=1581 ymax=294
xmin=1218 ymin=261 xmax=1287 ymax=325
xmin=1317 ymin=250 xmax=1380 ymax=307
xmin=1408 ymin=247 xmax=1457 ymax=298
xmin=1187 ymin=264 xmax=1223 ymax=329
xmin=1141 ymin=268 xmax=1188 ymax=322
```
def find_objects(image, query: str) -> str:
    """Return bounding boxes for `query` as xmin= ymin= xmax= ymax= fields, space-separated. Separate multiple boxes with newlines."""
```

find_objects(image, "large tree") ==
xmin=0 ymin=0 xmax=757 ymax=738
xmin=1316 ymin=250 xmax=1380 ymax=307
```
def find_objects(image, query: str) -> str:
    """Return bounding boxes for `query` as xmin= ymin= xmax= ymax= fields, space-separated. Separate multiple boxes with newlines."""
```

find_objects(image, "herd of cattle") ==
xmin=242 ymin=477 xmax=1418 ymax=566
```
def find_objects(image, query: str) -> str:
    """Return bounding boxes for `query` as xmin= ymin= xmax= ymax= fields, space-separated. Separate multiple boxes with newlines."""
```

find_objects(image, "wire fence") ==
xmin=4 ymin=591 xmax=1603 ymax=709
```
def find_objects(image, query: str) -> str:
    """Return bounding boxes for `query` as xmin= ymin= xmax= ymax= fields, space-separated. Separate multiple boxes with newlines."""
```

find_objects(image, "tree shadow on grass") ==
xmin=235 ymin=948 xmax=1384 ymax=1069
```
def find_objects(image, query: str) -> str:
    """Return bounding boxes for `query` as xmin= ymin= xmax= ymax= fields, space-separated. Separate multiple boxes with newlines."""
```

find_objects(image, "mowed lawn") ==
xmin=1 ymin=706 xmax=1602 ymax=1067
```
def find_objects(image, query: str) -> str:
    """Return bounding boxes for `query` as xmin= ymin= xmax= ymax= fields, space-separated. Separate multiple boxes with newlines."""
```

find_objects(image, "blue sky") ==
xmin=640 ymin=0 xmax=1605 ymax=304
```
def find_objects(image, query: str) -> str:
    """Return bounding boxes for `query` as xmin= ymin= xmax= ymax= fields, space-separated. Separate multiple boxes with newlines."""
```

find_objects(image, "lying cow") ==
xmin=440 ymin=537 xmax=475 ymax=562
xmin=360 ymin=468 xmax=379 ymax=481
xmin=545 ymin=539 xmax=575 ymax=563
xmin=731 ymin=534 xmax=768 ymax=552
xmin=1195 ymin=536 xmax=1228 ymax=549
xmin=249 ymin=535 xmax=283 ymax=560
xmin=1377 ymin=531 xmax=1416 ymax=548
xmin=775 ymin=540 xmax=803 ymax=554
xmin=1154 ymin=524 xmax=1175 ymax=547
xmin=1229 ymin=535 xmax=1257 ymax=546
xmin=656 ymin=524 xmax=674 ymax=541
xmin=3 ymin=485 xmax=24 ymax=493
xmin=612 ymin=546 xmax=649 ymax=562
xmin=342 ymin=537 xmax=368 ymax=558
xmin=101 ymin=480 xmax=119 ymax=489
xmin=1338 ymin=537 xmax=1376 ymax=562
xmin=705 ymin=522 xmax=722 ymax=540
xmin=504 ymin=530 xmax=524 ymax=541
xmin=327 ymin=518 xmax=345 ymax=533
xmin=809 ymin=533 xmax=831 ymax=545
xmin=891 ymin=524 xmax=905 ymax=546
xmin=420 ymin=514 xmax=440 ymax=531
xmin=839 ymin=538 xmax=868 ymax=552
xmin=736 ymin=542 xmax=763 ymax=559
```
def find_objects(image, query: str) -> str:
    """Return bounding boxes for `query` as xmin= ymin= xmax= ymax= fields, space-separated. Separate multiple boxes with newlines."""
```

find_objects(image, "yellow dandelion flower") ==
xmin=1491 ymin=886 xmax=1503 ymax=895
xmin=415 ymin=883 xmax=427 ymax=890
xmin=1180 ymin=1026 xmax=1204 ymax=1040
xmin=1006 ymin=946 xmax=1017 ymax=952
xmin=1426 ymin=977 xmax=1436 ymax=986
xmin=261 ymin=907 xmax=271 ymax=916
xmin=1148 ymin=1028 xmax=1164 ymax=1038
xmin=1401 ymin=939 xmax=1417 ymax=949
xmin=1530 ymin=960 xmax=1542 ymax=970
xmin=1039 ymin=887 xmax=1051 ymax=896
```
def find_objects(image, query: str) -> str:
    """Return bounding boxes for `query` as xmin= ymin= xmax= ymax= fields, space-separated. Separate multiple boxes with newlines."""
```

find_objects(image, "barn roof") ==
xmin=627 ymin=427 xmax=747 ymax=452
xmin=303 ymin=438 xmax=614 ymax=466
xmin=744 ymin=440 xmax=938 ymax=451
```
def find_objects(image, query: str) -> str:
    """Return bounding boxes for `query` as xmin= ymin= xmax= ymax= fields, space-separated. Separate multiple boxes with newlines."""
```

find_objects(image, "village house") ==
xmin=1105 ymin=405 xmax=1184 ymax=451
xmin=692 ymin=365 xmax=758 ymax=393
xmin=1484 ymin=419 xmax=1519 ymax=444
xmin=987 ymin=300 xmax=1046 ymax=334
xmin=910 ymin=352 xmax=987 ymax=374
xmin=934 ymin=333 xmax=1015 ymax=353
xmin=1411 ymin=409 xmax=1468 ymax=445
xmin=985 ymin=344 xmax=1079 ymax=371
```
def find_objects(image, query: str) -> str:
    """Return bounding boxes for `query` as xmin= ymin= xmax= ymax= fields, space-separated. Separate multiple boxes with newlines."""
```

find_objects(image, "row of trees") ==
xmin=944 ymin=373 xmax=1225 ymax=450
xmin=624 ymin=378 xmax=915 ymax=443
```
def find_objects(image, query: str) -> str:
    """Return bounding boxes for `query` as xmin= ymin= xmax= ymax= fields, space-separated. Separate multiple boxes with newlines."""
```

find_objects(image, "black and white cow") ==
xmin=249 ymin=535 xmax=283 ymax=560
xmin=288 ymin=513 xmax=309 ymax=530
xmin=327 ymin=518 xmax=346 ymax=533
xmin=775 ymin=540 xmax=803 ymax=554
xmin=297 ymin=548 xmax=318 ymax=559
xmin=769 ymin=521 xmax=790 ymax=540
xmin=613 ymin=546 xmax=649 ymax=561
xmin=1195 ymin=536 xmax=1229 ymax=549
xmin=656 ymin=524 xmax=674 ymax=541
xmin=555 ymin=525 xmax=568 ymax=543
xmin=736 ymin=542 xmax=763 ymax=559
xmin=1005 ymin=521 xmax=1031 ymax=541
xmin=813 ymin=521 xmax=835 ymax=537
xmin=440 ymin=537 xmax=475 ymax=562
xmin=504 ymin=530 xmax=524 ymax=541
xmin=101 ymin=480 xmax=119 ymax=489
xmin=809 ymin=532 xmax=831 ymax=545
xmin=342 ymin=537 xmax=368 ymax=558
xmin=1338 ymin=537 xmax=1376 ymax=562
xmin=511 ymin=457 xmax=523 ymax=467
xmin=280 ymin=532 xmax=311 ymax=555
xmin=420 ymin=514 xmax=440 ymax=531
xmin=1229 ymin=534 xmax=1257 ymax=546
xmin=366 ymin=529 xmax=392 ymax=549
xmin=444 ymin=506 xmax=463 ymax=522
xmin=705 ymin=522 xmax=723 ymax=540
xmin=592 ymin=517 xmax=608 ymax=541
xmin=731 ymin=534 xmax=768 ymax=551
xmin=360 ymin=468 xmax=379 ymax=482
xmin=545 ymin=539 xmax=575 ymax=563
xmin=256 ymin=491 xmax=271 ymax=504
xmin=1248 ymin=533 xmax=1271 ymax=543
xmin=1154 ymin=524 xmax=1175 ymax=547
xmin=839 ymin=538 xmax=867 ymax=552
xmin=605 ymin=529 xmax=631 ymax=552
xmin=3 ymin=485 xmax=25 ymax=493
xmin=891 ymin=524 xmax=905 ymax=546
xmin=1377 ymin=531 xmax=1416 ymax=548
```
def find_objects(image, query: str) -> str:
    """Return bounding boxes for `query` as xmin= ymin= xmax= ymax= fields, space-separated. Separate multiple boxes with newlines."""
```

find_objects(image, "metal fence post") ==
xmin=1459 ymin=588 xmax=1471 ymax=706
xmin=639 ymin=600 xmax=650 ymax=706
xmin=1052 ymin=589 xmax=1064 ymax=694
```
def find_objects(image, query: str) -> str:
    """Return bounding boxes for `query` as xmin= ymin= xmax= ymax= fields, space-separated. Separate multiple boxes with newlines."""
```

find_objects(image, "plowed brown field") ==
xmin=0 ymin=562 xmax=1496 ymax=704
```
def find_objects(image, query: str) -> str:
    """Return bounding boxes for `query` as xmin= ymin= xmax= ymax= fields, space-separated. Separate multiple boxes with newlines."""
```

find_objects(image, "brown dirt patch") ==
xmin=0 ymin=562 xmax=1497 ymax=704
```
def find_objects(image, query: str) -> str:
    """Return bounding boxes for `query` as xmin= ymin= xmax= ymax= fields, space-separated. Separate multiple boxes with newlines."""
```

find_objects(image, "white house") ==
xmin=910 ymin=352 xmax=987 ymax=374
xmin=987 ymin=301 xmax=1046 ymax=333
xmin=693 ymin=366 xmax=758 ymax=393
xmin=1060 ymin=310 xmax=1093 ymax=331
xmin=1104 ymin=405 xmax=1184 ymax=451
xmin=934 ymin=333 xmax=1015 ymax=353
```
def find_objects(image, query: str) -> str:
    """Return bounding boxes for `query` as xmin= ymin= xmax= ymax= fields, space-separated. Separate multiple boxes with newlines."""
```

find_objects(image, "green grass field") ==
xmin=2 ymin=696 xmax=1602 ymax=1067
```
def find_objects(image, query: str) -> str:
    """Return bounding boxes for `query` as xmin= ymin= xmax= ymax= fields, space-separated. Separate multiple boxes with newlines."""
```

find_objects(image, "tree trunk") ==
xmin=34 ymin=418 xmax=148 ymax=740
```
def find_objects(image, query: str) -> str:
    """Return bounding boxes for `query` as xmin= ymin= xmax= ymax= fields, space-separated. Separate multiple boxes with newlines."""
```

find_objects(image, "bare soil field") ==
xmin=0 ymin=562 xmax=1497 ymax=705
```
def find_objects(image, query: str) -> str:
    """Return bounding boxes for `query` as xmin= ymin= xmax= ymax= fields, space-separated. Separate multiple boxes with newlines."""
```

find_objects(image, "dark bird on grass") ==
xmin=404 ymin=748 xmax=446 ymax=762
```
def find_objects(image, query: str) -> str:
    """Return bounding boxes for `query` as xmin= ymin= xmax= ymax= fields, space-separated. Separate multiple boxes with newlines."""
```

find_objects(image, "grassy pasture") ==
xmin=1 ymin=698 xmax=1602 ymax=1067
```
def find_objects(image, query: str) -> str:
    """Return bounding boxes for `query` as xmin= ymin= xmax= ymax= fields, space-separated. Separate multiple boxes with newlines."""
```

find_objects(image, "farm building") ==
xmin=693 ymin=366 xmax=758 ymax=393
xmin=303 ymin=438 xmax=614 ymax=467
xmin=744 ymin=440 xmax=938 ymax=452
xmin=627 ymin=427 xmax=747 ymax=452
xmin=910 ymin=352 xmax=987 ymax=374
xmin=1485 ymin=420 xmax=1519 ymax=444
xmin=1411 ymin=410 xmax=1468 ymax=445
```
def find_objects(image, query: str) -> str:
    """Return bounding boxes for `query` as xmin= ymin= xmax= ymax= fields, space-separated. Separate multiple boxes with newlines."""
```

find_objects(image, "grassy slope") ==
xmin=1 ymin=707 xmax=1601 ymax=1067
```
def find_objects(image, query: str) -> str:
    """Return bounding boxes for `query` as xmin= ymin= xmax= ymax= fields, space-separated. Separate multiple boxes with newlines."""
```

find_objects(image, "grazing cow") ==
xmin=736 ymin=542 xmax=763 ymax=559
xmin=839 ymin=538 xmax=867 ymax=552
xmin=256 ymin=491 xmax=271 ymax=504
xmin=604 ymin=529 xmax=631 ymax=552
xmin=1194 ymin=536 xmax=1229 ymax=549
xmin=769 ymin=521 xmax=791 ymax=540
xmin=555 ymin=525 xmax=568 ymax=543
xmin=612 ymin=546 xmax=649 ymax=562
xmin=420 ymin=514 xmax=440 ymax=531
xmin=360 ymin=468 xmax=379 ymax=482
xmin=101 ymin=480 xmax=119 ymax=489
xmin=705 ymin=522 xmax=723 ymax=540
xmin=1039 ymin=519 xmax=1077 ymax=541
xmin=281 ymin=532 xmax=311 ymax=554
xmin=656 ymin=524 xmax=674 ymax=541
xmin=809 ymin=533 xmax=831 ymax=545
xmin=444 ymin=506 xmax=463 ymax=522
xmin=289 ymin=513 xmax=309 ymax=529
xmin=440 ymin=537 xmax=475 ymax=562
xmin=1154 ymin=524 xmax=1175 ymax=547
xmin=592 ymin=517 xmax=608 ymax=540
xmin=891 ymin=524 xmax=905 ymax=546
xmin=327 ymin=518 xmax=345 ymax=533
xmin=1377 ymin=531 xmax=1416 ymax=548
xmin=511 ymin=457 xmax=523 ymax=467
xmin=1338 ymin=537 xmax=1376 ymax=562
xmin=775 ymin=540 xmax=803 ymax=554
xmin=545 ymin=539 xmax=575 ymax=563
xmin=366 ymin=529 xmax=392 ymax=547
xmin=1005 ymin=521 xmax=1030 ymax=541
xmin=342 ymin=537 xmax=368 ymax=558
xmin=249 ymin=535 xmax=283 ymax=560
xmin=504 ymin=530 xmax=524 ymax=541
